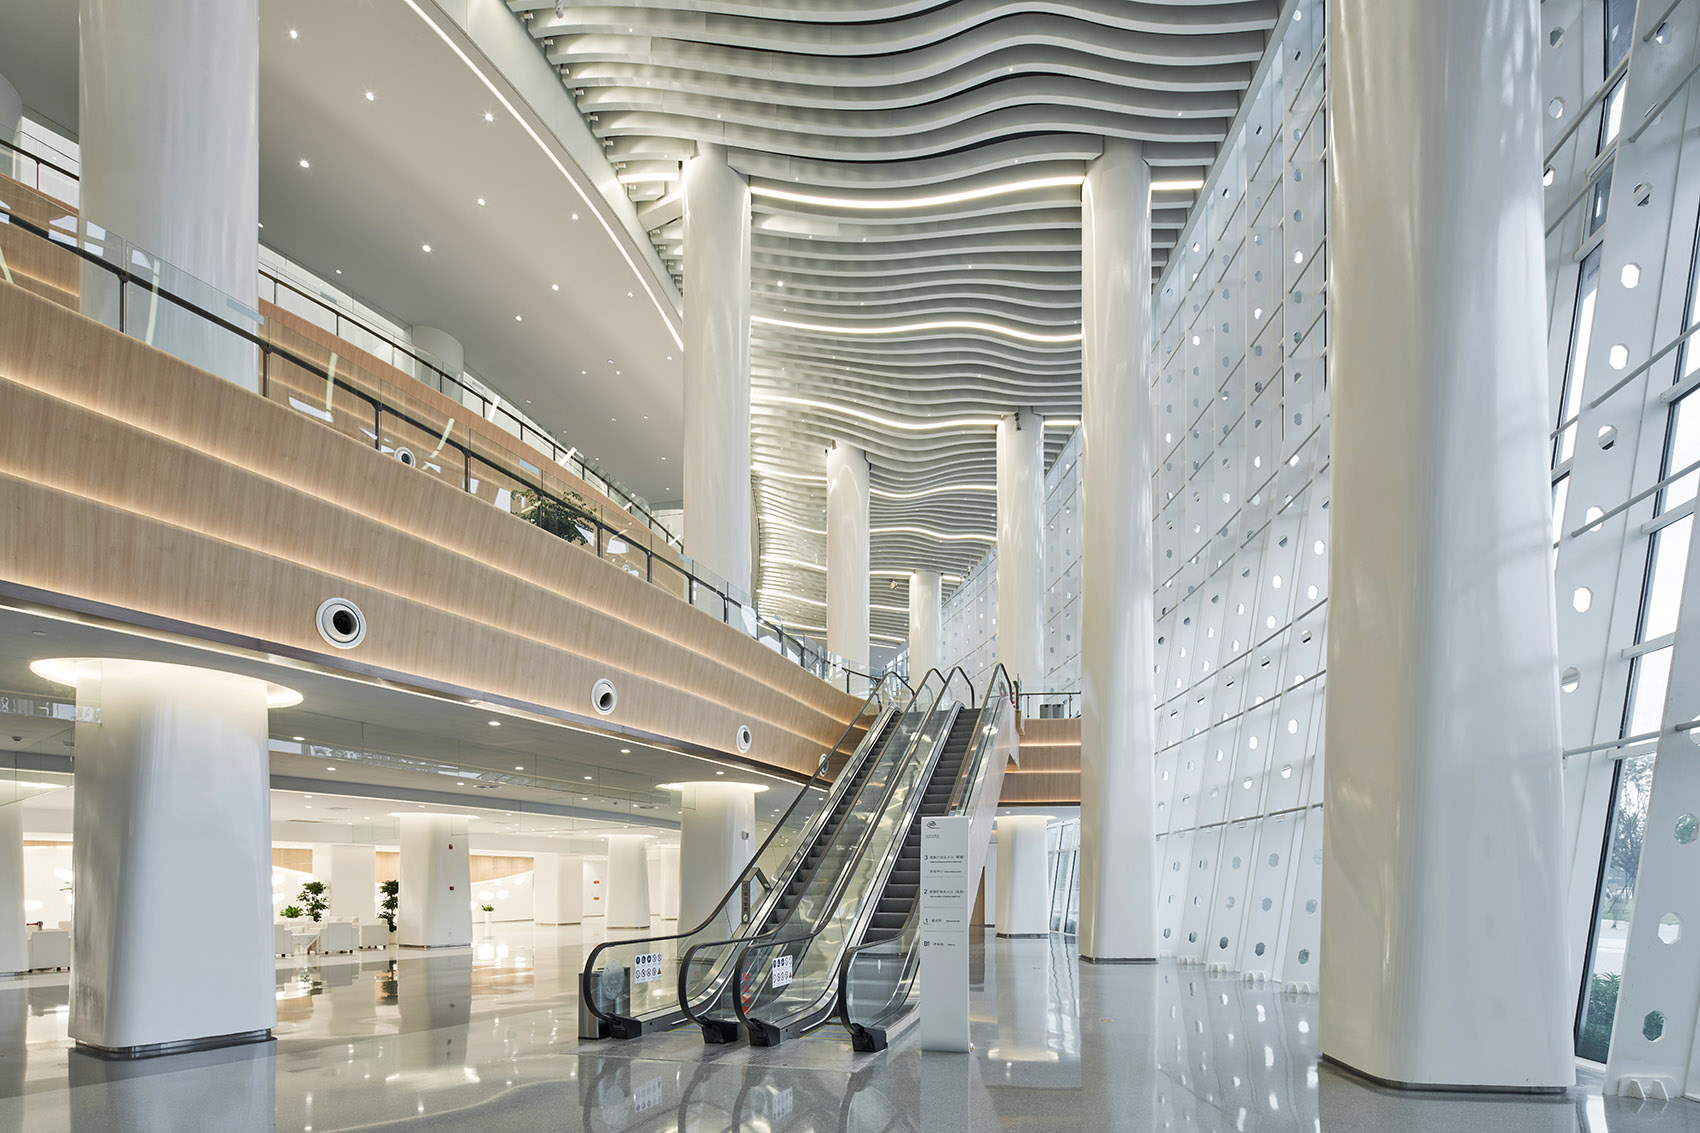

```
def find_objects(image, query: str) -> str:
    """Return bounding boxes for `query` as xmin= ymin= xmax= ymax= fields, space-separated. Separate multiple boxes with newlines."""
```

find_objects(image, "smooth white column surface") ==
xmin=682 ymin=142 xmax=753 ymax=594
xmin=827 ymin=441 xmax=872 ymax=684
xmin=1323 ymin=0 xmax=1572 ymax=1091
xmin=397 ymin=815 xmax=472 ymax=948
xmin=993 ymin=816 xmax=1051 ymax=937
xmin=0 ymin=72 xmax=19 ymax=145
xmin=411 ymin=326 xmax=464 ymax=384
xmin=533 ymin=854 xmax=583 ymax=925
xmin=0 ymin=807 xmax=24 ymax=975
xmin=908 ymin=569 xmax=943 ymax=680
xmin=328 ymin=845 xmax=377 ymax=922
xmin=583 ymin=857 xmax=607 ymax=915
xmin=605 ymin=836 xmax=652 ymax=930
xmin=997 ymin=410 xmax=1048 ymax=691
xmin=63 ymin=660 xmax=276 ymax=1050
xmin=78 ymin=0 xmax=259 ymax=390
xmin=653 ymin=843 xmax=681 ymax=920
xmin=1076 ymin=138 xmax=1159 ymax=963
xmin=678 ymin=781 xmax=757 ymax=933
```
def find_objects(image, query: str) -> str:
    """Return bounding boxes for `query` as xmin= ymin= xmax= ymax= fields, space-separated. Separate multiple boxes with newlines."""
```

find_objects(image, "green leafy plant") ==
xmin=515 ymin=488 xmax=596 ymax=546
xmin=479 ymin=903 xmax=494 ymax=914
xmin=297 ymin=880 xmax=329 ymax=923
xmin=279 ymin=905 xmax=304 ymax=921
xmin=379 ymin=880 xmax=399 ymax=933
xmin=1576 ymin=971 xmax=1621 ymax=1063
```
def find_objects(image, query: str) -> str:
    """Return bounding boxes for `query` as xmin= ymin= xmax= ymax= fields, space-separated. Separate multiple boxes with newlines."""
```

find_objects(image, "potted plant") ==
xmin=379 ymin=880 xmax=399 ymax=933
xmin=479 ymin=903 xmax=494 ymax=932
xmin=279 ymin=905 xmax=304 ymax=924
xmin=297 ymin=881 xmax=329 ymax=923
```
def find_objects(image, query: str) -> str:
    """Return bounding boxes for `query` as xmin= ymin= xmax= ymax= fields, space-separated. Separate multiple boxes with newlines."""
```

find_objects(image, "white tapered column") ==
xmin=534 ymin=855 xmax=583 ymax=925
xmin=1322 ymin=0 xmax=1571 ymax=1091
xmin=53 ymin=659 xmax=281 ymax=1052
xmin=1077 ymin=139 xmax=1159 ymax=963
xmin=78 ymin=0 xmax=259 ymax=390
xmin=653 ymin=844 xmax=681 ymax=920
xmin=997 ymin=409 xmax=1047 ymax=691
xmin=827 ymin=441 xmax=871 ymax=686
xmin=677 ymin=782 xmax=757 ymax=933
xmin=993 ymin=816 xmax=1051 ymax=937
xmin=327 ymin=845 xmax=377 ymax=922
xmin=682 ymin=143 xmax=752 ymax=594
xmin=605 ymin=835 xmax=652 ymax=930
xmin=908 ymin=569 xmax=943 ymax=680
xmin=397 ymin=814 xmax=472 ymax=948
xmin=0 ymin=806 xmax=24 ymax=975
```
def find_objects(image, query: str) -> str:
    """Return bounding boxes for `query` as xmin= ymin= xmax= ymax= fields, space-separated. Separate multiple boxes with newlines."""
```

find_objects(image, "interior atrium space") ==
xmin=3 ymin=0 xmax=1700 ymax=1129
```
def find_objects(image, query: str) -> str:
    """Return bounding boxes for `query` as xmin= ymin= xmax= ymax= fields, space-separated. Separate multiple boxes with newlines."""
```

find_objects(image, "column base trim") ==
xmin=1321 ymin=1054 xmax=1571 ymax=1096
xmin=75 ymin=1029 xmax=274 ymax=1060
xmin=399 ymin=943 xmax=466 ymax=949
xmin=995 ymin=932 xmax=1052 ymax=939
xmin=1079 ymin=954 xmax=1157 ymax=965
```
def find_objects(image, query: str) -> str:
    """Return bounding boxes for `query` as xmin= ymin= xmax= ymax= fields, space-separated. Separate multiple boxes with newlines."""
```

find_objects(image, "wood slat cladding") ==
xmin=272 ymin=847 xmax=314 ymax=874
xmin=470 ymin=855 xmax=534 ymax=884
xmin=0 ymin=283 xmax=862 ymax=776
xmin=1002 ymin=716 xmax=1081 ymax=805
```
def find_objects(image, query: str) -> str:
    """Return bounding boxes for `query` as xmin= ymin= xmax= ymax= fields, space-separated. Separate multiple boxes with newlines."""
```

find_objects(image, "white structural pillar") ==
xmin=1323 ymin=0 xmax=1572 ymax=1091
xmin=327 ymin=845 xmax=377 ymax=922
xmin=1076 ymin=138 xmax=1159 ymax=963
xmin=677 ymin=782 xmax=758 ymax=931
xmin=56 ymin=659 xmax=280 ymax=1052
xmin=78 ymin=0 xmax=259 ymax=390
xmin=605 ymin=835 xmax=652 ymax=930
xmin=534 ymin=855 xmax=583 ymax=925
xmin=397 ymin=814 xmax=472 ymax=949
xmin=908 ymin=569 xmax=943 ymax=680
xmin=0 ymin=806 xmax=24 ymax=975
xmin=653 ymin=843 xmax=681 ymax=920
xmin=997 ymin=409 xmax=1047 ymax=691
xmin=411 ymin=326 xmax=464 ymax=386
xmin=682 ymin=142 xmax=753 ymax=594
xmin=827 ymin=441 xmax=872 ymax=685
xmin=583 ymin=857 xmax=608 ymax=915
xmin=993 ymin=816 xmax=1051 ymax=937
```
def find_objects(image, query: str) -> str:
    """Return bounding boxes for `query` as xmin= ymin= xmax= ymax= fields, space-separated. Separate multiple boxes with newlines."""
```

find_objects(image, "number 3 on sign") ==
xmin=771 ymin=954 xmax=793 ymax=988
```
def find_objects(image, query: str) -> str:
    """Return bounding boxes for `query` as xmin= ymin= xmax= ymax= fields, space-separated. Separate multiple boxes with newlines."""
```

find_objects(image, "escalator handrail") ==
xmin=676 ymin=667 xmax=961 ymax=1032
xmin=579 ymin=669 xmax=909 ymax=1029
xmin=727 ymin=667 xmax=976 ymax=1036
xmin=832 ymin=664 xmax=1015 ymax=1040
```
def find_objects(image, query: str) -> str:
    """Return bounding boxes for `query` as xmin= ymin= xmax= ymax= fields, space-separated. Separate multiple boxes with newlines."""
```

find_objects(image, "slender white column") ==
xmin=54 ymin=659 xmax=280 ymax=1051
xmin=1076 ymin=139 xmax=1159 ymax=963
xmin=327 ymin=845 xmax=377 ymax=922
xmin=993 ymin=815 xmax=1050 ymax=937
xmin=908 ymin=569 xmax=943 ymax=680
xmin=997 ymin=409 xmax=1047 ymax=691
xmin=534 ymin=854 xmax=583 ymax=924
xmin=397 ymin=814 xmax=472 ymax=948
xmin=827 ymin=441 xmax=871 ymax=686
xmin=583 ymin=857 xmax=607 ymax=915
xmin=605 ymin=835 xmax=652 ymax=930
xmin=677 ymin=782 xmax=757 ymax=932
xmin=1322 ymin=0 xmax=1571 ymax=1091
xmin=0 ymin=806 xmax=24 ymax=975
xmin=682 ymin=143 xmax=753 ymax=594
xmin=78 ymin=0 xmax=259 ymax=390
xmin=653 ymin=843 xmax=681 ymax=920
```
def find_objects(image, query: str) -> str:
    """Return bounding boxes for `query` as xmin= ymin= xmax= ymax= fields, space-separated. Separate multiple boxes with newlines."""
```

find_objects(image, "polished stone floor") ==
xmin=0 ymin=925 xmax=1689 ymax=1131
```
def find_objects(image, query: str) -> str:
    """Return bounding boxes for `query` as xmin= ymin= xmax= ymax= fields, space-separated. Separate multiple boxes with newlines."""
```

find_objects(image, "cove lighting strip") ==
xmin=750 ymin=176 xmax=1206 ymax=211
xmin=399 ymin=0 xmax=682 ymax=349
xmin=754 ymin=314 xmax=1080 ymax=345
xmin=757 ymin=588 xmax=907 ymax=615
xmin=754 ymin=394 xmax=1000 ymax=431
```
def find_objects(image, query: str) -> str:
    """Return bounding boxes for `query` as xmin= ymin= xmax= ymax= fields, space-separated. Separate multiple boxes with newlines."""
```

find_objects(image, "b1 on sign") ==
xmin=770 ymin=953 xmax=793 ymax=988
xmin=633 ymin=953 xmax=664 ymax=984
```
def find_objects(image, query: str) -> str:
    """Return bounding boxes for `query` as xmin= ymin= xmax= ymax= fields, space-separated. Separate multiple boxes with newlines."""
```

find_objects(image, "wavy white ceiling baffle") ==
xmin=509 ymin=0 xmax=1279 ymax=648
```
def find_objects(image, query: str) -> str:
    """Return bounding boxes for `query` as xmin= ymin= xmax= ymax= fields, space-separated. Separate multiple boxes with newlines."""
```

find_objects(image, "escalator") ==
xmin=835 ymin=664 xmax=1016 ymax=1052
xmin=578 ymin=672 xmax=909 ymax=1040
xmin=677 ymin=667 xmax=970 ymax=1043
xmin=693 ymin=670 xmax=983 ymax=1047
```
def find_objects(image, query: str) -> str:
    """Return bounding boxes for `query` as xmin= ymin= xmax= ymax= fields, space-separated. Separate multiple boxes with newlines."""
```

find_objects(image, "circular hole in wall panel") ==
xmin=316 ymin=598 xmax=368 ymax=650
xmin=736 ymin=724 xmax=753 ymax=754
xmin=394 ymin=446 xmax=417 ymax=467
xmin=591 ymin=678 xmax=618 ymax=716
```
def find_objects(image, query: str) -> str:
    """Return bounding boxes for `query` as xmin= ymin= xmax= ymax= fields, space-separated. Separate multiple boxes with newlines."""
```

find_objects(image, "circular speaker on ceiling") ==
xmin=591 ymin=678 xmax=618 ymax=716
xmin=316 ymin=598 xmax=367 ymax=650
xmin=735 ymin=724 xmax=753 ymax=753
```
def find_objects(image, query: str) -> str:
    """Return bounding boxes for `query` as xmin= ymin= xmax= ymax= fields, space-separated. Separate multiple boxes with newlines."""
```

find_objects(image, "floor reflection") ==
xmin=0 ymin=924 xmax=1688 ymax=1130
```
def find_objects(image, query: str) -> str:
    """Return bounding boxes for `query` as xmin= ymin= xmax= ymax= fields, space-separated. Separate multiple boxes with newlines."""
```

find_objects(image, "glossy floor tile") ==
xmin=0 ymin=925 xmax=1690 ymax=1130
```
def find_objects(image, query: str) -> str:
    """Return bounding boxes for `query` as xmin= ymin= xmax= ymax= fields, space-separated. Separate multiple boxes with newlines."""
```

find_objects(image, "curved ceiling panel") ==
xmin=508 ymin=0 xmax=1278 ymax=650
